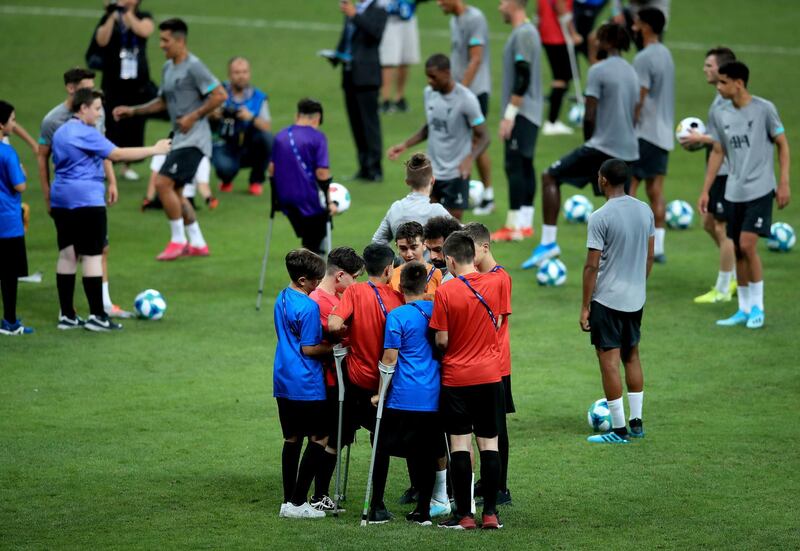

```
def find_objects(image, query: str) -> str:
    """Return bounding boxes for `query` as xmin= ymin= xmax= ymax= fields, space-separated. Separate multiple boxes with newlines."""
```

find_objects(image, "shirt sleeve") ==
xmin=429 ymin=287 xmax=449 ymax=331
xmin=706 ymin=109 xmax=721 ymax=144
xmin=514 ymin=28 xmax=535 ymax=64
xmin=464 ymin=91 xmax=485 ymax=127
xmin=298 ymin=300 xmax=323 ymax=347
xmin=77 ymin=127 xmax=117 ymax=159
xmin=315 ymin=132 xmax=330 ymax=169
xmin=3 ymin=148 xmax=26 ymax=188
xmin=38 ymin=117 xmax=55 ymax=146
xmin=259 ymin=99 xmax=271 ymax=122
xmin=586 ymin=213 xmax=605 ymax=250
xmin=648 ymin=210 xmax=656 ymax=237
xmin=333 ymin=285 xmax=356 ymax=322
xmin=465 ymin=12 xmax=487 ymax=47
xmin=189 ymin=58 xmax=221 ymax=96
xmin=765 ymin=101 xmax=785 ymax=140
xmin=371 ymin=208 xmax=393 ymax=245
xmin=634 ymin=53 xmax=652 ymax=91
xmin=584 ymin=64 xmax=602 ymax=100
xmin=383 ymin=311 xmax=403 ymax=350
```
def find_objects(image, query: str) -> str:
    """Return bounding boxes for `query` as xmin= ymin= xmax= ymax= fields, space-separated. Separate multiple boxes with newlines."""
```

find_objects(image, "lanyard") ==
xmin=457 ymin=275 xmax=498 ymax=331
xmin=409 ymin=302 xmax=431 ymax=322
xmin=287 ymin=126 xmax=314 ymax=183
xmin=490 ymin=265 xmax=504 ymax=273
xmin=426 ymin=266 xmax=436 ymax=284
xmin=368 ymin=281 xmax=389 ymax=318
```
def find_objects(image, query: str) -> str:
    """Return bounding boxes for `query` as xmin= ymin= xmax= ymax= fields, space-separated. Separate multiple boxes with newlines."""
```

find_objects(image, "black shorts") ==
xmin=477 ymin=92 xmax=489 ymax=117
xmin=380 ymin=408 xmax=446 ymax=459
xmin=545 ymin=145 xmax=614 ymax=196
xmin=631 ymin=139 xmax=669 ymax=180
xmin=276 ymin=397 xmax=327 ymax=439
xmin=158 ymin=147 xmax=204 ymax=187
xmin=284 ymin=208 xmax=328 ymax=254
xmin=589 ymin=300 xmax=643 ymax=353
xmin=439 ymin=382 xmax=504 ymax=438
xmin=341 ymin=381 xmax=377 ymax=446
xmin=506 ymin=115 xmax=539 ymax=159
xmin=51 ymin=207 xmax=107 ymax=256
xmin=501 ymin=374 xmax=516 ymax=414
xmin=432 ymin=177 xmax=468 ymax=210
xmin=544 ymin=43 xmax=572 ymax=82
xmin=727 ymin=191 xmax=774 ymax=244
xmin=708 ymin=175 xmax=730 ymax=222
xmin=0 ymin=236 xmax=28 ymax=278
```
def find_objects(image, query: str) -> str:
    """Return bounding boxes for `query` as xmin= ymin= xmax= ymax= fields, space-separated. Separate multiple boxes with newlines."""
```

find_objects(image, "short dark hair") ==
xmin=636 ymin=8 xmax=665 ymax=35
xmin=327 ymin=246 xmax=364 ymax=276
xmin=297 ymin=97 xmax=324 ymax=125
xmin=706 ymin=46 xmax=736 ymax=67
xmin=400 ymin=261 xmax=427 ymax=296
xmin=0 ymin=101 xmax=14 ymax=126
xmin=405 ymin=152 xmax=433 ymax=190
xmin=443 ymin=231 xmax=475 ymax=265
xmin=425 ymin=53 xmax=450 ymax=72
xmin=599 ymin=159 xmax=630 ymax=187
xmin=63 ymin=67 xmax=95 ymax=86
xmin=159 ymin=18 xmax=188 ymax=37
xmin=363 ymin=243 xmax=395 ymax=277
xmin=285 ymin=248 xmax=325 ymax=282
xmin=228 ymin=56 xmax=249 ymax=67
xmin=462 ymin=222 xmax=491 ymax=246
xmin=596 ymin=23 xmax=630 ymax=52
xmin=396 ymin=221 xmax=424 ymax=244
xmin=719 ymin=61 xmax=749 ymax=87
xmin=424 ymin=216 xmax=462 ymax=241
xmin=71 ymin=88 xmax=104 ymax=113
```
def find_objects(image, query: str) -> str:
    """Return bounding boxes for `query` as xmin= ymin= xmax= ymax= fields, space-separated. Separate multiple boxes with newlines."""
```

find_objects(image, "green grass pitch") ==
xmin=1 ymin=0 xmax=798 ymax=549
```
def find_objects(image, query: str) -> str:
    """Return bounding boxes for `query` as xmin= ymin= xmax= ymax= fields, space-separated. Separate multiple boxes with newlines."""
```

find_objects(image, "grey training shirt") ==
xmin=587 ymin=195 xmax=655 ymax=312
xmin=634 ymin=42 xmax=674 ymax=151
xmin=159 ymin=53 xmax=220 ymax=157
xmin=372 ymin=192 xmax=452 ymax=244
xmin=501 ymin=21 xmax=543 ymax=127
xmin=584 ymin=56 xmax=639 ymax=161
xmin=708 ymin=93 xmax=730 ymax=176
xmin=39 ymin=103 xmax=105 ymax=146
xmin=450 ymin=6 xmax=491 ymax=97
xmin=708 ymin=96 xmax=784 ymax=203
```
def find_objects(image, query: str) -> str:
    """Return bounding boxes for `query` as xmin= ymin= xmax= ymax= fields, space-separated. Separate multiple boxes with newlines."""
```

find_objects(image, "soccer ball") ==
xmin=767 ymin=222 xmax=796 ymax=252
xmin=468 ymin=179 xmax=484 ymax=208
xmin=134 ymin=289 xmax=167 ymax=320
xmin=563 ymin=194 xmax=594 ymax=223
xmin=536 ymin=258 xmax=567 ymax=286
xmin=568 ymin=103 xmax=584 ymax=126
xmin=329 ymin=183 xmax=351 ymax=213
xmin=675 ymin=117 xmax=706 ymax=151
xmin=666 ymin=200 xmax=694 ymax=229
xmin=587 ymin=398 xmax=612 ymax=432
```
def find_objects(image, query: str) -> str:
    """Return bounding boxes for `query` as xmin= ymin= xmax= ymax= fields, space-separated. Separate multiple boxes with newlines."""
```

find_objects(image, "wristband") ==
xmin=503 ymin=104 xmax=520 ymax=121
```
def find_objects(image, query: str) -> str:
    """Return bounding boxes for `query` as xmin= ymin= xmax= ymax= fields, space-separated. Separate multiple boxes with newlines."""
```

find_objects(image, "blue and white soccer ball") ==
xmin=767 ymin=222 xmax=796 ymax=252
xmin=587 ymin=398 xmax=612 ymax=432
xmin=134 ymin=289 xmax=167 ymax=320
xmin=329 ymin=183 xmax=351 ymax=213
xmin=666 ymin=199 xmax=694 ymax=229
xmin=568 ymin=103 xmax=585 ymax=126
xmin=563 ymin=194 xmax=594 ymax=223
xmin=536 ymin=258 xmax=567 ymax=287
xmin=468 ymin=179 xmax=485 ymax=208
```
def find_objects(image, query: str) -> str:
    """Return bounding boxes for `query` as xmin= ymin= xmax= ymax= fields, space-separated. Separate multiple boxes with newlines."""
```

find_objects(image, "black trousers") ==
xmin=343 ymin=73 xmax=382 ymax=179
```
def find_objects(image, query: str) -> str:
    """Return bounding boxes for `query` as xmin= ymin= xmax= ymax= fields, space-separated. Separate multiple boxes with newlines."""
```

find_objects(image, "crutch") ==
xmin=360 ymin=361 xmax=396 ymax=527
xmin=560 ymin=14 xmax=585 ymax=123
xmin=332 ymin=344 xmax=349 ymax=517
xmin=342 ymin=442 xmax=351 ymax=502
xmin=324 ymin=218 xmax=333 ymax=260
xmin=255 ymin=183 xmax=279 ymax=311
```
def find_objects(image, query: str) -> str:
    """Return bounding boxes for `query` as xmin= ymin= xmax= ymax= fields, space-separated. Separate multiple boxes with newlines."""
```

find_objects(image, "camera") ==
xmin=219 ymin=106 xmax=239 ymax=139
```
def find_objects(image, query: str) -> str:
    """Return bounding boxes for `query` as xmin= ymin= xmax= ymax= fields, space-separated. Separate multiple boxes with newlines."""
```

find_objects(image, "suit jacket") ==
xmin=336 ymin=2 xmax=388 ymax=88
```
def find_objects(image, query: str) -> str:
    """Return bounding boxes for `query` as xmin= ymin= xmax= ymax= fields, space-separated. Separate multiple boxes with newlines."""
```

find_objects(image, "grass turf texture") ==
xmin=2 ymin=0 xmax=799 ymax=548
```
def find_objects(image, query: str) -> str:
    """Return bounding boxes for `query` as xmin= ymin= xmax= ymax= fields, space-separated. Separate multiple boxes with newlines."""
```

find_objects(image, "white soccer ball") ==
xmin=767 ymin=222 xmax=796 ymax=252
xmin=134 ymin=289 xmax=167 ymax=320
xmin=676 ymin=117 xmax=707 ymax=151
xmin=468 ymin=179 xmax=485 ymax=208
xmin=563 ymin=194 xmax=594 ymax=223
xmin=329 ymin=183 xmax=351 ymax=214
xmin=587 ymin=398 xmax=612 ymax=432
xmin=666 ymin=199 xmax=694 ymax=229
xmin=568 ymin=103 xmax=585 ymax=126
xmin=536 ymin=258 xmax=567 ymax=287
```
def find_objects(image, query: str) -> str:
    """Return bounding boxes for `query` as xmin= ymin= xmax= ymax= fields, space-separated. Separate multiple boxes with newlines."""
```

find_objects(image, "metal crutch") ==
xmin=332 ymin=344 xmax=349 ymax=516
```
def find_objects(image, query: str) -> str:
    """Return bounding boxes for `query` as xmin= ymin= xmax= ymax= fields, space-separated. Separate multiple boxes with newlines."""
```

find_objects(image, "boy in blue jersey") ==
xmin=273 ymin=249 xmax=333 ymax=519
xmin=366 ymin=261 xmax=443 ymax=525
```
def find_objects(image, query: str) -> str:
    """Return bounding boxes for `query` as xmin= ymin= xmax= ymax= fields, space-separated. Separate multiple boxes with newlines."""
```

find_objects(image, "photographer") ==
xmin=92 ymin=0 xmax=155 ymax=181
xmin=212 ymin=57 xmax=272 ymax=196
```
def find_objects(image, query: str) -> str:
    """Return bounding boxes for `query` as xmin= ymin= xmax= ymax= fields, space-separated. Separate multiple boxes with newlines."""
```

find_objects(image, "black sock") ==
xmin=450 ymin=451 xmax=472 ymax=517
xmin=498 ymin=417 xmax=510 ymax=492
xmin=281 ymin=440 xmax=302 ymax=503
xmin=613 ymin=426 xmax=629 ymax=437
xmin=82 ymin=276 xmax=104 ymax=317
xmin=548 ymin=87 xmax=567 ymax=123
xmin=370 ymin=448 xmax=391 ymax=509
xmin=291 ymin=441 xmax=326 ymax=506
xmin=313 ymin=449 xmax=337 ymax=499
xmin=56 ymin=273 xmax=76 ymax=318
xmin=1 ymin=277 xmax=18 ymax=323
xmin=479 ymin=450 xmax=500 ymax=515
xmin=411 ymin=452 xmax=435 ymax=516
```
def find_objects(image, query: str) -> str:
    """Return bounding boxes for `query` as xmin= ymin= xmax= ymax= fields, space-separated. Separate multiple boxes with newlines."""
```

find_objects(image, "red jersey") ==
xmin=538 ymin=0 xmax=572 ymax=45
xmin=491 ymin=265 xmax=513 ymax=377
xmin=430 ymin=272 xmax=503 ymax=387
xmin=310 ymin=287 xmax=340 ymax=387
xmin=332 ymin=281 xmax=405 ymax=392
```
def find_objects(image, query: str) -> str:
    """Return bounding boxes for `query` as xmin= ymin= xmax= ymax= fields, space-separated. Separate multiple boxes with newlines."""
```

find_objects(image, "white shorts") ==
xmin=150 ymin=154 xmax=210 ymax=198
xmin=379 ymin=16 xmax=420 ymax=67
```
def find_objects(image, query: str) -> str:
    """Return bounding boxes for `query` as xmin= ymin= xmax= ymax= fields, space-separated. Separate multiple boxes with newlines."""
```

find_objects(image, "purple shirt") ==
xmin=272 ymin=125 xmax=329 ymax=217
xmin=51 ymin=119 xmax=115 ymax=209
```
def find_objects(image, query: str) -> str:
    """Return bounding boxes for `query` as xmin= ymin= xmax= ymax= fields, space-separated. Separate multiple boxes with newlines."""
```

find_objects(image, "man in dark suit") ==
xmin=335 ymin=0 xmax=388 ymax=182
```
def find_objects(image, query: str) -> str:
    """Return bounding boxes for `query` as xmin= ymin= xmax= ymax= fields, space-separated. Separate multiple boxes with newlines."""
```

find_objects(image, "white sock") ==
xmin=541 ymin=224 xmax=557 ymax=245
xmin=519 ymin=205 xmax=534 ymax=229
xmin=654 ymin=228 xmax=666 ymax=256
xmin=607 ymin=397 xmax=626 ymax=429
xmin=433 ymin=469 xmax=448 ymax=503
xmin=185 ymin=222 xmax=207 ymax=248
xmin=505 ymin=210 xmax=519 ymax=230
xmin=715 ymin=271 xmax=733 ymax=294
xmin=737 ymin=284 xmax=750 ymax=314
xmin=750 ymin=280 xmax=764 ymax=312
xmin=169 ymin=219 xmax=187 ymax=244
xmin=483 ymin=187 xmax=494 ymax=201
xmin=628 ymin=391 xmax=643 ymax=420
xmin=102 ymin=281 xmax=113 ymax=309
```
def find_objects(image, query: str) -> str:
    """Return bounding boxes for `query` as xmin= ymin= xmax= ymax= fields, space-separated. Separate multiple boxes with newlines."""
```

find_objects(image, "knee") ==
xmin=702 ymin=215 xmax=716 ymax=234
xmin=154 ymin=175 xmax=174 ymax=192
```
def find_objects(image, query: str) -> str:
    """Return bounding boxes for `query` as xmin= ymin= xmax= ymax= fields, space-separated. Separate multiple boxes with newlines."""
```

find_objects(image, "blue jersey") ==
xmin=0 ymin=142 xmax=26 ymax=239
xmin=51 ymin=119 xmax=115 ymax=209
xmin=386 ymin=0 xmax=417 ymax=20
xmin=383 ymin=301 xmax=440 ymax=412
xmin=273 ymin=287 xmax=326 ymax=401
